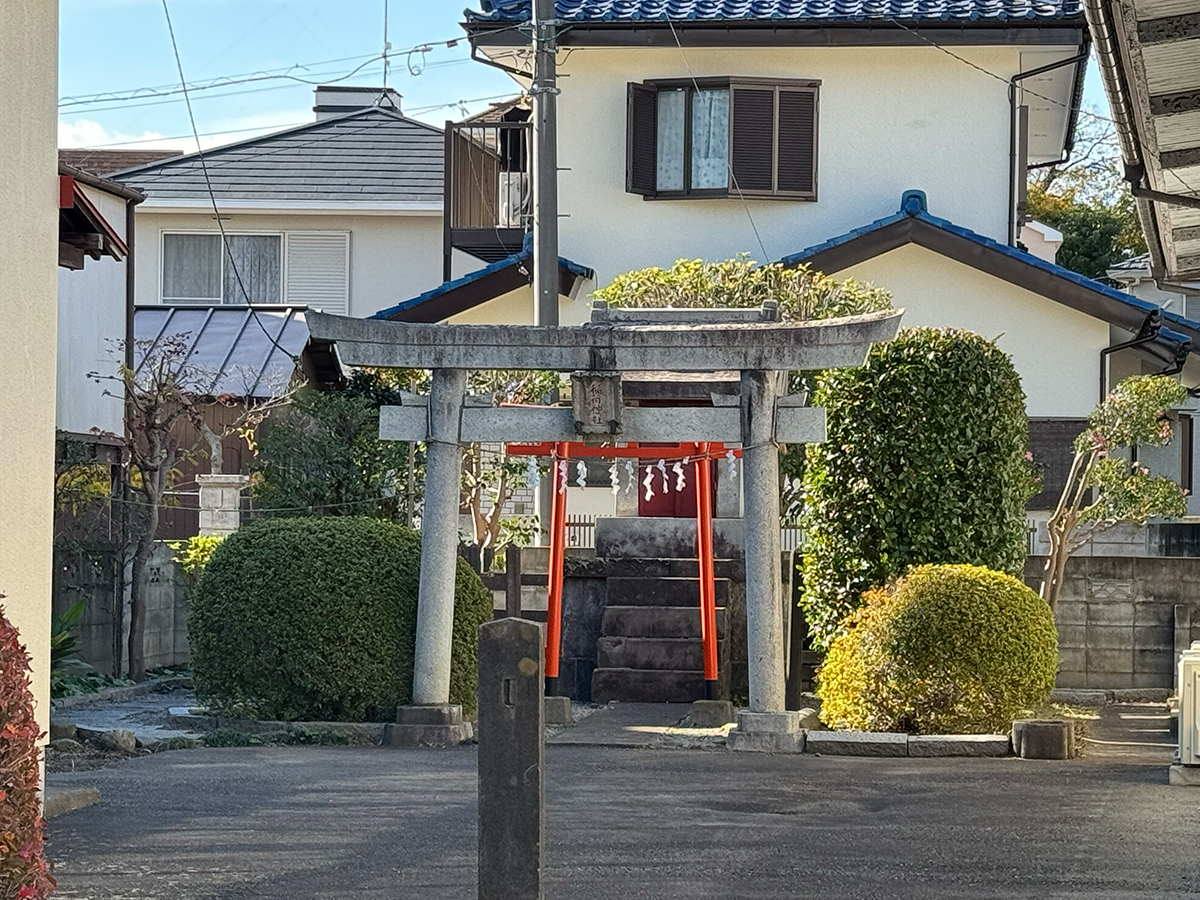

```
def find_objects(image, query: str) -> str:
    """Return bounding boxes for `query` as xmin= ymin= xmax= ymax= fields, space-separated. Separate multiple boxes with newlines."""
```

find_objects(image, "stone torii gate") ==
xmin=306 ymin=303 xmax=901 ymax=747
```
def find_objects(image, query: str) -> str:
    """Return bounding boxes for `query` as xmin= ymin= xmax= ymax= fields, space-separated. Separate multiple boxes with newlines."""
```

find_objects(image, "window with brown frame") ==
xmin=626 ymin=77 xmax=819 ymax=201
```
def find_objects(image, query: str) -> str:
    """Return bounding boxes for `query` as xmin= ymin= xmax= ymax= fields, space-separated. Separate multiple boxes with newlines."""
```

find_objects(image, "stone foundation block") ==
xmin=805 ymin=730 xmax=908 ymax=756
xmin=1012 ymin=719 xmax=1074 ymax=760
xmin=1169 ymin=765 xmax=1200 ymax=787
xmin=908 ymin=734 xmax=1011 ymax=757
xmin=691 ymin=699 xmax=735 ymax=728
xmin=727 ymin=730 xmax=805 ymax=753
xmin=544 ymin=696 xmax=573 ymax=726
xmin=735 ymin=710 xmax=799 ymax=734
xmin=384 ymin=722 xmax=473 ymax=748
xmin=386 ymin=704 xmax=472 ymax=747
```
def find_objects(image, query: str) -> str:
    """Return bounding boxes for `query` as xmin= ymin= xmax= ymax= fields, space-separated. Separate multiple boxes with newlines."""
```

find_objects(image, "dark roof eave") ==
xmin=465 ymin=17 xmax=1086 ymax=47
xmin=783 ymin=202 xmax=1172 ymax=342
xmin=58 ymin=162 xmax=145 ymax=203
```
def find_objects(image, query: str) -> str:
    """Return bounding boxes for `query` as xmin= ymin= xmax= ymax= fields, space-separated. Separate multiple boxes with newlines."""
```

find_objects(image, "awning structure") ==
xmin=781 ymin=190 xmax=1194 ymax=369
xmin=133 ymin=306 xmax=309 ymax=399
xmin=1084 ymin=0 xmax=1200 ymax=283
xmin=58 ymin=163 xmax=141 ymax=270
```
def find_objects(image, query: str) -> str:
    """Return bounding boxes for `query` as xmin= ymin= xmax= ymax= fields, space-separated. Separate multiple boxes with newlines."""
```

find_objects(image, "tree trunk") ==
xmin=127 ymin=465 xmax=165 ymax=681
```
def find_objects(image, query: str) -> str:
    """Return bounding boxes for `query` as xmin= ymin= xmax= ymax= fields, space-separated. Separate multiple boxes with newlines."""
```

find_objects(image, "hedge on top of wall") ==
xmin=798 ymin=327 xmax=1036 ymax=651
xmin=189 ymin=516 xmax=492 ymax=721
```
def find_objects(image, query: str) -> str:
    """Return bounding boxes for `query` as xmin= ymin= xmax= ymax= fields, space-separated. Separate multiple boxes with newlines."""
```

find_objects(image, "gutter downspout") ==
xmin=1008 ymin=49 xmax=1089 ymax=245
xmin=1099 ymin=310 xmax=1162 ymax=402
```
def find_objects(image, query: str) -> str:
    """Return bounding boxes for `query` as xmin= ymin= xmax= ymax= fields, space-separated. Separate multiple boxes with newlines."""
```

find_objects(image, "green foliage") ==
xmin=189 ymin=516 xmax=491 ymax=721
xmin=0 ymin=600 xmax=55 ymax=898
xmin=172 ymin=534 xmax=225 ymax=579
xmin=798 ymin=328 xmax=1036 ymax=650
xmin=50 ymin=599 xmax=86 ymax=676
xmin=817 ymin=565 xmax=1059 ymax=734
xmin=252 ymin=371 xmax=421 ymax=520
xmin=1025 ymin=114 xmax=1146 ymax=283
xmin=592 ymin=255 xmax=892 ymax=321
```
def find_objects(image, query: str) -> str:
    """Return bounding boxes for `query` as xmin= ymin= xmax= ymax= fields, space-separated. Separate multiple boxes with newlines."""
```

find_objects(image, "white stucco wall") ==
xmin=839 ymin=244 xmax=1111 ymax=418
xmin=0 ymin=0 xmax=58 ymax=742
xmin=446 ymin=283 xmax=591 ymax=326
xmin=132 ymin=209 xmax=444 ymax=319
xmin=57 ymin=184 xmax=129 ymax=436
xmin=551 ymin=43 xmax=1079 ymax=315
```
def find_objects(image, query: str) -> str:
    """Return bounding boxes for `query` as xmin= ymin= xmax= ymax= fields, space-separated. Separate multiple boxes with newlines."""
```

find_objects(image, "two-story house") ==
xmin=367 ymin=0 xmax=1200 ymax=535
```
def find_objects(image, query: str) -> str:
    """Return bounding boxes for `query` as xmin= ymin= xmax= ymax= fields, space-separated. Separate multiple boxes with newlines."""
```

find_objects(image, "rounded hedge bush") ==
xmin=817 ymin=564 xmax=1059 ymax=734
xmin=798 ymin=327 xmax=1036 ymax=651
xmin=189 ymin=517 xmax=492 ymax=721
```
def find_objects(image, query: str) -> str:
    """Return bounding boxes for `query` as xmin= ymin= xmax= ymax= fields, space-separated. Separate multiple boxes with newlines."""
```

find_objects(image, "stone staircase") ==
xmin=591 ymin=575 xmax=730 ymax=703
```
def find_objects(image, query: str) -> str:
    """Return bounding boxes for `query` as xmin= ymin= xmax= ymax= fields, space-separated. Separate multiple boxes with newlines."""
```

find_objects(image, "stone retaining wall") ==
xmin=1025 ymin=555 xmax=1200 ymax=689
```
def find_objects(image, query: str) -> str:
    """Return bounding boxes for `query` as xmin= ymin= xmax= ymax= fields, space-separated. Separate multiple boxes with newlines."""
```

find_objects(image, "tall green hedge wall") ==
xmin=799 ymin=327 xmax=1035 ymax=651
xmin=189 ymin=516 xmax=492 ymax=721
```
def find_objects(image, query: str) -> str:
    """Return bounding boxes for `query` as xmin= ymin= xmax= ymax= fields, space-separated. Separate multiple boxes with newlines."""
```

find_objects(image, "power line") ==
xmin=665 ymin=19 xmax=771 ymax=263
xmin=160 ymin=0 xmax=300 ymax=368
xmin=59 ymin=25 xmax=517 ymax=112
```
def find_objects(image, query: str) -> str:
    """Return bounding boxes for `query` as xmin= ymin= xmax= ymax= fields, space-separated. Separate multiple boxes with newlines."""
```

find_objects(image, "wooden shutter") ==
xmin=626 ymin=82 xmax=658 ymax=196
xmin=284 ymin=231 xmax=349 ymax=314
xmin=776 ymin=87 xmax=818 ymax=197
xmin=730 ymin=86 xmax=775 ymax=193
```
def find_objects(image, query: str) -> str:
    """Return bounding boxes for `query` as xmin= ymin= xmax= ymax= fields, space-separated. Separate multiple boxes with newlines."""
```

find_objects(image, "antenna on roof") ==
xmin=382 ymin=0 xmax=391 ymax=87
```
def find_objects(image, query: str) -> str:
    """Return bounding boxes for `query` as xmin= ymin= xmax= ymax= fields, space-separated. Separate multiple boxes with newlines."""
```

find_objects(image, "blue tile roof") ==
xmin=468 ymin=0 xmax=1083 ymax=23
xmin=781 ymin=190 xmax=1197 ymax=359
xmin=373 ymin=235 xmax=594 ymax=320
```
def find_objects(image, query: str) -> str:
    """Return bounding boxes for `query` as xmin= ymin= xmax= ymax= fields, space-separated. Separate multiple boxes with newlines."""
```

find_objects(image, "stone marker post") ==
xmin=412 ymin=367 xmax=468 ymax=706
xmin=478 ymin=618 xmax=545 ymax=900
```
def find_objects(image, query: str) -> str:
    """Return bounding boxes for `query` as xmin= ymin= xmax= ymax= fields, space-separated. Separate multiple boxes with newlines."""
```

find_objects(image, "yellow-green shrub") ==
xmin=817 ymin=564 xmax=1059 ymax=734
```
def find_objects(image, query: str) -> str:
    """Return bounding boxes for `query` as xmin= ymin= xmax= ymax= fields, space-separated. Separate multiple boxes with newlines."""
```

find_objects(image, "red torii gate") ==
xmin=505 ymin=441 xmax=741 ymax=700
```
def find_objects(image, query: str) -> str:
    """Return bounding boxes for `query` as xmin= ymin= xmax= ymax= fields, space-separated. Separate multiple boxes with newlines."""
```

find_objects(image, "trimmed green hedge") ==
xmin=818 ymin=564 xmax=1059 ymax=734
xmin=189 ymin=517 xmax=492 ymax=721
xmin=799 ymin=327 xmax=1036 ymax=650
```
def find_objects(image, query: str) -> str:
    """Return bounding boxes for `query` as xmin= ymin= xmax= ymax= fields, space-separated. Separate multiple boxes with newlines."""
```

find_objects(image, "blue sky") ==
xmin=58 ymin=0 xmax=516 ymax=149
xmin=59 ymin=0 xmax=1111 ymax=151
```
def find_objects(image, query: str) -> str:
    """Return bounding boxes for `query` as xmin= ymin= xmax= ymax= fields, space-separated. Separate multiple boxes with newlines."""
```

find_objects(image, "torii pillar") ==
xmin=304 ymin=306 xmax=903 ymax=749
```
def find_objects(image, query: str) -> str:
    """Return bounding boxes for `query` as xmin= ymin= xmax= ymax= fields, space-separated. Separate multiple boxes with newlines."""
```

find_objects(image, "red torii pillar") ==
xmin=508 ymin=442 xmax=730 ymax=699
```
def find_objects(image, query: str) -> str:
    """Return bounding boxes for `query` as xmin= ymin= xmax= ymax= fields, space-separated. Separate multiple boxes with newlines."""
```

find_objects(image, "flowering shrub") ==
xmin=1041 ymin=375 xmax=1189 ymax=609
xmin=0 ymin=598 xmax=55 ymax=898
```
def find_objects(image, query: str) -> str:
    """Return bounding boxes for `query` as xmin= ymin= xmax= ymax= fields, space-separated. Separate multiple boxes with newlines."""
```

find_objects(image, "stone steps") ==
xmin=606 ymin=576 xmax=729 ymax=607
xmin=601 ymin=605 xmax=728 ymax=640
xmin=597 ymin=636 xmax=726 ymax=671
xmin=591 ymin=668 xmax=710 ymax=704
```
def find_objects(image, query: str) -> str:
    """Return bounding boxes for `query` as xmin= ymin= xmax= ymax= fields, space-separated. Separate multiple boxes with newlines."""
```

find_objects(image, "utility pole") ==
xmin=531 ymin=0 xmax=559 ymax=327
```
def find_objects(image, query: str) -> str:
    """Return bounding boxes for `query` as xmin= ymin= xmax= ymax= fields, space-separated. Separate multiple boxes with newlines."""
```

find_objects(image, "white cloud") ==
xmin=58 ymin=110 xmax=312 ymax=152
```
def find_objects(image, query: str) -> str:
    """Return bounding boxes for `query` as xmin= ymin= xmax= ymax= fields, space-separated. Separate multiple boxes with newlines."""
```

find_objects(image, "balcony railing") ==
xmin=444 ymin=120 xmax=532 ymax=280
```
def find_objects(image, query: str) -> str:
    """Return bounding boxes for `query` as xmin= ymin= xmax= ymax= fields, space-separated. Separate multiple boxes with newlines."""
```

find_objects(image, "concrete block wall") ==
xmin=142 ymin=542 xmax=189 ymax=670
xmin=1025 ymin=555 xmax=1200 ymax=689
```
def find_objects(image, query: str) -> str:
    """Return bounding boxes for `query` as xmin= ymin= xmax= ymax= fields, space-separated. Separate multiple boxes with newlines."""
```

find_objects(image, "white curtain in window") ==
xmin=691 ymin=89 xmax=729 ymax=190
xmin=162 ymin=233 xmax=221 ymax=301
xmin=223 ymin=235 xmax=281 ymax=305
xmin=656 ymin=88 xmax=686 ymax=192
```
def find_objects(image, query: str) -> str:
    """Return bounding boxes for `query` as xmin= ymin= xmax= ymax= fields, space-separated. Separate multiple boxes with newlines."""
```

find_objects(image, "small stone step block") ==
xmin=601 ymin=605 xmax=728 ymax=640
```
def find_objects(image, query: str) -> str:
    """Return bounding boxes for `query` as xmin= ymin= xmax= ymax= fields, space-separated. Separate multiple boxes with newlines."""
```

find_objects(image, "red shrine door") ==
xmin=638 ymin=447 xmax=718 ymax=517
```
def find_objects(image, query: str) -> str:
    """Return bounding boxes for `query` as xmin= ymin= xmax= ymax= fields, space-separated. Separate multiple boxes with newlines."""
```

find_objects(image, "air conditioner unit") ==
xmin=1179 ymin=641 xmax=1200 ymax=767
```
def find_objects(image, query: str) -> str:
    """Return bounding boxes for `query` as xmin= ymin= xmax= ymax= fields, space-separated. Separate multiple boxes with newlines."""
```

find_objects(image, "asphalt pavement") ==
xmin=46 ymin=720 xmax=1198 ymax=900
